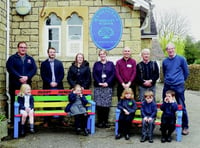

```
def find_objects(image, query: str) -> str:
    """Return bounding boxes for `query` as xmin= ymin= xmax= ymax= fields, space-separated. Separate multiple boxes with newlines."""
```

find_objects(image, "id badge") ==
xmin=127 ymin=64 xmax=132 ymax=68
xmin=102 ymin=74 xmax=107 ymax=78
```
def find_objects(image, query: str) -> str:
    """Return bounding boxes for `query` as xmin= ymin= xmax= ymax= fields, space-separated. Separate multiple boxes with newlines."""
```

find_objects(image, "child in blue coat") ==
xmin=140 ymin=90 xmax=157 ymax=143
xmin=160 ymin=90 xmax=178 ymax=143
xmin=17 ymin=84 xmax=35 ymax=136
xmin=115 ymin=88 xmax=137 ymax=140
xmin=65 ymin=84 xmax=89 ymax=136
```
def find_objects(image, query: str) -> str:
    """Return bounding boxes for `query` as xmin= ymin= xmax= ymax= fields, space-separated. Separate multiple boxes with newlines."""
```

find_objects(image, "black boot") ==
xmin=83 ymin=128 xmax=89 ymax=136
xmin=30 ymin=124 xmax=35 ymax=134
xmin=149 ymin=136 xmax=153 ymax=143
xmin=21 ymin=124 xmax=25 ymax=136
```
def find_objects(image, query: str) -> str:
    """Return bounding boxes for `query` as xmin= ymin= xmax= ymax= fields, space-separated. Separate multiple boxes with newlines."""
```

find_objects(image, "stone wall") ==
xmin=9 ymin=0 xmax=142 ymax=90
xmin=0 ymin=0 xmax=7 ymax=113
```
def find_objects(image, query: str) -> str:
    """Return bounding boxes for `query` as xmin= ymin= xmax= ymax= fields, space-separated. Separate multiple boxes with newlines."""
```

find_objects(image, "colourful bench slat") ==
xmin=14 ymin=89 xmax=96 ymax=139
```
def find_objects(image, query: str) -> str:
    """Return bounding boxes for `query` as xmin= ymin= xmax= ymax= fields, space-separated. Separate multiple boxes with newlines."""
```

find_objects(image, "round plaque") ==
xmin=90 ymin=7 xmax=123 ymax=50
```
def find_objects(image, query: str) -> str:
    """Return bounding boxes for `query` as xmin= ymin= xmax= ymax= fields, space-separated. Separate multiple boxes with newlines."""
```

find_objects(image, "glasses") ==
xmin=19 ymin=47 xmax=27 ymax=49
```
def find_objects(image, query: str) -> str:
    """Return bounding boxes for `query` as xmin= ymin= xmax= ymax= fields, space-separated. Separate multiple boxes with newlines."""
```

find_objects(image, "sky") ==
xmin=152 ymin=0 xmax=200 ymax=41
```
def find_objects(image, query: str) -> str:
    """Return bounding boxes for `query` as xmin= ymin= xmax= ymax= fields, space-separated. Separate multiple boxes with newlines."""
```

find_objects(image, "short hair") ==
xmin=165 ymin=90 xmax=175 ymax=97
xmin=120 ymin=88 xmax=134 ymax=100
xmin=144 ymin=90 xmax=154 ymax=98
xmin=141 ymin=48 xmax=150 ymax=54
xmin=18 ymin=84 xmax=31 ymax=97
xmin=98 ymin=49 xmax=107 ymax=56
xmin=73 ymin=84 xmax=82 ymax=91
xmin=17 ymin=41 xmax=27 ymax=48
xmin=166 ymin=42 xmax=175 ymax=50
xmin=47 ymin=47 xmax=56 ymax=53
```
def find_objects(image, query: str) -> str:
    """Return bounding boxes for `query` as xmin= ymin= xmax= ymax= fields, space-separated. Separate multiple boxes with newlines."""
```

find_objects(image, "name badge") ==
xmin=102 ymin=74 xmax=107 ymax=78
xmin=127 ymin=64 xmax=132 ymax=68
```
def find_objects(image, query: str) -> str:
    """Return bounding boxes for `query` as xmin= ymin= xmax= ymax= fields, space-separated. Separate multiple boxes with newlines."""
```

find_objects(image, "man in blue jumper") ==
xmin=162 ymin=42 xmax=189 ymax=135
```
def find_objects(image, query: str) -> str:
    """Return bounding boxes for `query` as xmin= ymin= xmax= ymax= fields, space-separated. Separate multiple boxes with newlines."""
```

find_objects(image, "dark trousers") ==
xmin=163 ymin=83 xmax=189 ymax=129
xmin=118 ymin=112 xmax=134 ymax=135
xmin=161 ymin=123 xmax=175 ymax=137
xmin=74 ymin=113 xmax=88 ymax=129
xmin=141 ymin=119 xmax=155 ymax=138
xmin=96 ymin=106 xmax=110 ymax=124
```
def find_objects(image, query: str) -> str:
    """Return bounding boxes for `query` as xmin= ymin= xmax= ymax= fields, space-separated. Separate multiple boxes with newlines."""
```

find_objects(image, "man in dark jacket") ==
xmin=6 ymin=41 xmax=37 ymax=124
xmin=41 ymin=47 xmax=64 ymax=89
xmin=40 ymin=47 xmax=66 ymax=127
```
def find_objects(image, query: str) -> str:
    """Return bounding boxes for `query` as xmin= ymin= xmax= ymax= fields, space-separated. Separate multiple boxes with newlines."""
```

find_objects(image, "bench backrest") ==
xmin=135 ymin=102 xmax=182 ymax=119
xmin=15 ymin=89 xmax=92 ymax=109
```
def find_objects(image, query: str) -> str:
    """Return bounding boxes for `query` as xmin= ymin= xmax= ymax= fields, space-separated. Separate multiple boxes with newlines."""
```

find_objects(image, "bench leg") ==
xmin=115 ymin=121 xmax=118 ymax=136
xmin=14 ymin=116 xmax=20 ymax=138
xmin=176 ymin=126 xmax=182 ymax=142
xmin=87 ymin=114 xmax=95 ymax=134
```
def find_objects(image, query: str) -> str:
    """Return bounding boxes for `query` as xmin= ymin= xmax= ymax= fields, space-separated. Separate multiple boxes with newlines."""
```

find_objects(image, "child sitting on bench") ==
xmin=17 ymin=84 xmax=35 ymax=136
xmin=65 ymin=84 xmax=89 ymax=136
xmin=115 ymin=88 xmax=137 ymax=140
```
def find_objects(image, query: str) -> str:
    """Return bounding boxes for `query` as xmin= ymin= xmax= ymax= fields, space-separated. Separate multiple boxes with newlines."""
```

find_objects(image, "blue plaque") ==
xmin=90 ymin=7 xmax=123 ymax=50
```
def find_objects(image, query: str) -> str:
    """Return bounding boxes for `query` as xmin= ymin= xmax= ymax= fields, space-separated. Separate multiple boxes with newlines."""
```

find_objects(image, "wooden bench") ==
xmin=14 ymin=89 xmax=96 ymax=139
xmin=115 ymin=102 xmax=183 ymax=142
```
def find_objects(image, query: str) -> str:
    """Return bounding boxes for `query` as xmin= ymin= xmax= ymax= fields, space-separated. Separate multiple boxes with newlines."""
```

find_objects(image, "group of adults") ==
xmin=6 ymin=41 xmax=189 ymax=135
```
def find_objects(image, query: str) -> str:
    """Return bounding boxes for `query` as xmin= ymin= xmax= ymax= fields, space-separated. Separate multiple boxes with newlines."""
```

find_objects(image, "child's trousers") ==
xmin=118 ymin=112 xmax=134 ymax=135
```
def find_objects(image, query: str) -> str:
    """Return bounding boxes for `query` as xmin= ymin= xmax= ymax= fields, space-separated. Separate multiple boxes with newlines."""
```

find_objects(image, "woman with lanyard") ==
xmin=93 ymin=49 xmax=115 ymax=128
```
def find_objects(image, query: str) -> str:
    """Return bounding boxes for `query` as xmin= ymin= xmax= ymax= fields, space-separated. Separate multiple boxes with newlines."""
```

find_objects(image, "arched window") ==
xmin=45 ymin=13 xmax=61 ymax=54
xmin=39 ymin=7 xmax=88 ymax=60
xmin=66 ymin=13 xmax=83 ymax=57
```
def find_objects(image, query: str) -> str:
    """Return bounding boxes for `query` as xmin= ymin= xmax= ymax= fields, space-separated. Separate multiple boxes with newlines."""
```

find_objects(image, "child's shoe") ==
xmin=140 ymin=136 xmax=146 ymax=142
xmin=125 ymin=134 xmax=130 ymax=140
xmin=161 ymin=136 xmax=166 ymax=143
xmin=21 ymin=125 xmax=25 ymax=136
xmin=149 ymin=137 xmax=153 ymax=143
xmin=115 ymin=133 xmax=122 ymax=139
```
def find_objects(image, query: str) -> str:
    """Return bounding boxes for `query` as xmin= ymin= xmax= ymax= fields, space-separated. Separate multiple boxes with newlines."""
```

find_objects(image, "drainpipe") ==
xmin=6 ymin=0 xmax=11 ymax=123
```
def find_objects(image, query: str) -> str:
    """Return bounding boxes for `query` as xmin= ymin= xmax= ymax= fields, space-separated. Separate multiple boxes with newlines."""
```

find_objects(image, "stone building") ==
xmin=0 ymin=0 xmax=159 ymax=122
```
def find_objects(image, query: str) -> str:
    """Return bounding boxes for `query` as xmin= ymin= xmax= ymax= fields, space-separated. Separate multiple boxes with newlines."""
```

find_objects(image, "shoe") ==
xmin=149 ymin=137 xmax=153 ymax=143
xmin=21 ymin=125 xmax=25 ymax=137
xmin=166 ymin=136 xmax=172 ymax=142
xmin=182 ymin=128 xmax=189 ymax=135
xmin=96 ymin=123 xmax=104 ymax=128
xmin=125 ymin=134 xmax=130 ymax=140
xmin=140 ymin=136 xmax=146 ymax=142
xmin=161 ymin=137 xmax=166 ymax=143
xmin=76 ymin=128 xmax=81 ymax=135
xmin=115 ymin=133 xmax=121 ymax=139
xmin=30 ymin=128 xmax=35 ymax=134
xmin=83 ymin=128 xmax=89 ymax=136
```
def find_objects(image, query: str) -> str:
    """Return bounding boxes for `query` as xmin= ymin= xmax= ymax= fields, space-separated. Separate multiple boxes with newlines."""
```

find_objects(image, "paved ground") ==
xmin=1 ymin=83 xmax=200 ymax=148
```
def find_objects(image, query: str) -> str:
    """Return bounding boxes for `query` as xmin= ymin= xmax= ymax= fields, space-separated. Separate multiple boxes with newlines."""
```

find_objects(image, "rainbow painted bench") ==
xmin=115 ymin=102 xmax=183 ymax=142
xmin=14 ymin=89 xmax=96 ymax=138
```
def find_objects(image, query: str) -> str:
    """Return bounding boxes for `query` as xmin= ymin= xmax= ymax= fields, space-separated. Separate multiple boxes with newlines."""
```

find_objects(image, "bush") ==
xmin=185 ymin=64 xmax=200 ymax=90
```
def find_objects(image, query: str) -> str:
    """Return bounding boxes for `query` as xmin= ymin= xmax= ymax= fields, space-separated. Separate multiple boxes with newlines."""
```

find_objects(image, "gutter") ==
xmin=126 ymin=0 xmax=149 ymax=12
xmin=6 ymin=0 xmax=11 ymax=122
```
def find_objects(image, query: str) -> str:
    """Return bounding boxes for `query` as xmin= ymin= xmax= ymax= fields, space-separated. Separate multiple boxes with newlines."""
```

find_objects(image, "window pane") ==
xmin=46 ymin=14 xmax=61 ymax=25
xmin=48 ymin=41 xmax=59 ymax=53
xmin=67 ymin=13 xmax=82 ymax=25
xmin=48 ymin=28 xmax=59 ymax=40
xmin=68 ymin=26 xmax=82 ymax=40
